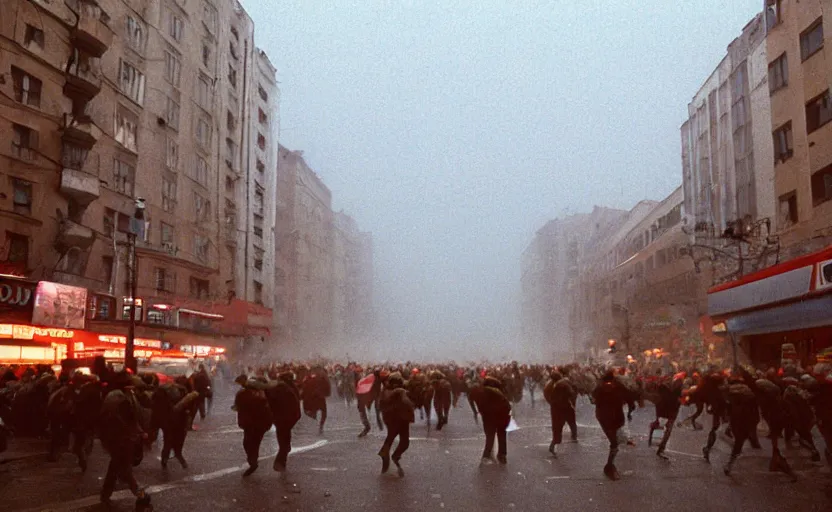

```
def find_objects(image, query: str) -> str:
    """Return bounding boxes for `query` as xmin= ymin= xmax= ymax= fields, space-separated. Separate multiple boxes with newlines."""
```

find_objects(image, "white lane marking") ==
xmin=310 ymin=467 xmax=339 ymax=471
xmin=545 ymin=476 xmax=570 ymax=480
xmin=19 ymin=440 xmax=329 ymax=512
xmin=663 ymin=449 xmax=702 ymax=458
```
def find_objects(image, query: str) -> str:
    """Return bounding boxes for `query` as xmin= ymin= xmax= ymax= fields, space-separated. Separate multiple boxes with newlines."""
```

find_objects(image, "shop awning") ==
xmin=723 ymin=293 xmax=832 ymax=336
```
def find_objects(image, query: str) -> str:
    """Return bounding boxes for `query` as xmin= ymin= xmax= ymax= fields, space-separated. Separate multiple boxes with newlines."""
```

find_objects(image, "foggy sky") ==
xmin=244 ymin=1 xmax=762 ymax=358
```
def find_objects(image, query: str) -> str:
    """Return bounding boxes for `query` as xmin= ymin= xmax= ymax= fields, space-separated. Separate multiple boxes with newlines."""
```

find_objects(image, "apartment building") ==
xmin=764 ymin=0 xmax=832 ymax=257
xmin=0 ymin=0 xmax=274 ymax=354
xmin=521 ymin=207 xmax=626 ymax=360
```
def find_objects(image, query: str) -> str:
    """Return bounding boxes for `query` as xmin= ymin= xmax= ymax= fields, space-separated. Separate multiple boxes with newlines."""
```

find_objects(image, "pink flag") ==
xmin=356 ymin=374 xmax=375 ymax=395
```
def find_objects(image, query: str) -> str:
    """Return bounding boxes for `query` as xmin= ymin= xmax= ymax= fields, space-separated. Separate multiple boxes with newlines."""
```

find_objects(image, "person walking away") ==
xmin=97 ymin=371 xmax=151 ymax=509
xmin=262 ymin=372 xmax=302 ymax=471
xmin=593 ymin=370 xmax=629 ymax=480
xmin=378 ymin=372 xmax=415 ymax=476
xmin=543 ymin=371 xmax=577 ymax=457
xmin=471 ymin=376 xmax=512 ymax=464
xmin=233 ymin=375 xmax=273 ymax=476
xmin=301 ymin=366 xmax=331 ymax=434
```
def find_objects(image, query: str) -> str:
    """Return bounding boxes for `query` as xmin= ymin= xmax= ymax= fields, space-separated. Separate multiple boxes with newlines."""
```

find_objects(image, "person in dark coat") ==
xmin=722 ymin=376 xmax=761 ymax=476
xmin=301 ymin=367 xmax=331 ymax=434
xmin=98 ymin=371 xmax=151 ymax=509
xmin=262 ymin=372 xmax=302 ymax=471
xmin=647 ymin=376 xmax=684 ymax=459
xmin=357 ymin=369 xmax=384 ymax=437
xmin=471 ymin=376 xmax=512 ymax=464
xmin=593 ymin=370 xmax=629 ymax=480
xmin=430 ymin=371 xmax=452 ymax=431
xmin=151 ymin=380 xmax=199 ymax=470
xmin=378 ymin=372 xmax=415 ymax=476
xmin=700 ymin=371 xmax=729 ymax=462
xmin=544 ymin=371 xmax=577 ymax=457
xmin=189 ymin=365 xmax=212 ymax=429
xmin=233 ymin=375 xmax=273 ymax=476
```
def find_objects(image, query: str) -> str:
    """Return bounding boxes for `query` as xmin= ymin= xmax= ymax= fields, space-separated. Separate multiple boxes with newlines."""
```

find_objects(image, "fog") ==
xmin=245 ymin=0 xmax=762 ymax=361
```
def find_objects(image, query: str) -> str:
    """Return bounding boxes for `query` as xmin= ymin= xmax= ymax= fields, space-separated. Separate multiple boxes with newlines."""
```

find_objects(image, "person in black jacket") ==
xmin=593 ymin=370 xmax=629 ymax=480
xmin=543 ymin=371 xmax=577 ymax=457
xmin=378 ymin=372 xmax=415 ymax=476
xmin=471 ymin=376 xmax=512 ymax=464
xmin=233 ymin=375 xmax=273 ymax=476
xmin=264 ymin=372 xmax=302 ymax=471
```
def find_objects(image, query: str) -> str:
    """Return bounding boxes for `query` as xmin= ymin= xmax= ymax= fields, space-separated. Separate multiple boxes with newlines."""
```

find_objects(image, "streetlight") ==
xmin=125 ymin=198 xmax=145 ymax=373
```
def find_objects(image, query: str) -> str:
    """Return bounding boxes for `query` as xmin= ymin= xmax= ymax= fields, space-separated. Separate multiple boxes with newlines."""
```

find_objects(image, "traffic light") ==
xmin=607 ymin=339 xmax=617 ymax=354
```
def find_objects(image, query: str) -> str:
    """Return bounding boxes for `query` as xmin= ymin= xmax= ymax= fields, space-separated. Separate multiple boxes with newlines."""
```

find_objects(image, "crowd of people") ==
xmin=1 ymin=357 xmax=831 ymax=510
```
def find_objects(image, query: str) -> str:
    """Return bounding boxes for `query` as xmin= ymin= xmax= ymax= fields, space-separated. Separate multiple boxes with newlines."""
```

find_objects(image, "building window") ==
xmin=194 ymin=193 xmax=210 ymax=221
xmin=102 ymin=256 xmax=114 ymax=285
xmin=118 ymin=60 xmax=145 ymax=104
xmin=11 ymin=123 xmax=38 ymax=160
xmin=258 ymin=86 xmax=268 ymax=102
xmin=164 ymin=50 xmax=181 ymax=86
xmin=766 ymin=0 xmax=782 ymax=30
xmin=126 ymin=15 xmax=145 ymax=53
xmin=197 ymin=75 xmax=213 ymax=109
xmin=165 ymin=97 xmax=180 ymax=130
xmin=169 ymin=12 xmax=184 ymax=42
xmin=113 ymin=159 xmax=135 ymax=196
xmin=806 ymin=90 xmax=832 ymax=134
xmin=11 ymin=67 xmax=42 ymax=107
xmin=103 ymin=208 xmax=115 ymax=235
xmin=253 ymin=226 xmax=263 ymax=238
xmin=12 ymin=178 xmax=32 ymax=215
xmin=6 ymin=232 xmax=29 ymax=266
xmin=225 ymin=137 xmax=237 ymax=168
xmin=189 ymin=276 xmax=209 ymax=298
xmin=165 ymin=137 xmax=179 ymax=169
xmin=193 ymin=236 xmax=209 ymax=264
xmin=779 ymin=190 xmax=798 ymax=229
xmin=161 ymin=222 xmax=174 ymax=245
xmin=226 ymin=111 xmax=236 ymax=131
xmin=256 ymin=159 xmax=265 ymax=173
xmin=196 ymin=118 xmax=212 ymax=148
xmin=225 ymin=175 xmax=235 ymax=192
xmin=59 ymin=248 xmax=86 ymax=275
xmin=768 ymin=53 xmax=788 ymax=94
xmin=773 ymin=121 xmax=794 ymax=163
xmin=203 ymin=2 xmax=218 ymax=34
xmin=253 ymin=281 xmax=263 ymax=304
xmin=154 ymin=267 xmax=176 ymax=293
xmin=162 ymin=176 xmax=177 ymax=212
xmin=257 ymin=133 xmax=266 ymax=150
xmin=230 ymin=26 xmax=239 ymax=41
xmin=24 ymin=24 xmax=44 ymax=49
xmin=195 ymin=157 xmax=209 ymax=185
xmin=800 ymin=18 xmax=824 ymax=61
xmin=229 ymin=41 xmax=239 ymax=60
xmin=258 ymin=108 xmax=268 ymax=125
xmin=811 ymin=163 xmax=832 ymax=207
xmin=62 ymin=142 xmax=88 ymax=170
xmin=115 ymin=107 xmax=138 ymax=152
xmin=228 ymin=64 xmax=237 ymax=88
xmin=201 ymin=42 xmax=212 ymax=70
xmin=254 ymin=189 xmax=264 ymax=215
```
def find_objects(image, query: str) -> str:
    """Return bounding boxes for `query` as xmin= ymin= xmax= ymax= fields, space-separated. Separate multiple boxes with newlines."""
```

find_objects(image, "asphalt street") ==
xmin=1 ymin=387 xmax=830 ymax=512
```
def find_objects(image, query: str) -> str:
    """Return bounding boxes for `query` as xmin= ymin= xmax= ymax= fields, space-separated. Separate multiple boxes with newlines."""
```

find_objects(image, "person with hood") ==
xmin=470 ymin=376 xmax=512 ymax=464
xmin=233 ymin=374 xmax=273 ymax=476
xmin=301 ymin=366 xmax=331 ymax=434
xmin=593 ymin=369 xmax=629 ymax=480
xmin=378 ymin=372 xmax=415 ymax=476
xmin=97 ymin=370 xmax=151 ymax=509
xmin=543 ymin=370 xmax=577 ymax=457
xmin=430 ymin=370 xmax=453 ymax=431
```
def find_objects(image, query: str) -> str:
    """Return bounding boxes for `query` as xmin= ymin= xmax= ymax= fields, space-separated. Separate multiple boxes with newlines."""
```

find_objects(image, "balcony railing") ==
xmin=68 ymin=0 xmax=114 ymax=57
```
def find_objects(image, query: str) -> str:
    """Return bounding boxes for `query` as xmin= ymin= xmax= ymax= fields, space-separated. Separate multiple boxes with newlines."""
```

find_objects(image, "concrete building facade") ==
xmin=764 ymin=0 xmax=832 ymax=258
xmin=0 ymin=0 xmax=275 ymax=350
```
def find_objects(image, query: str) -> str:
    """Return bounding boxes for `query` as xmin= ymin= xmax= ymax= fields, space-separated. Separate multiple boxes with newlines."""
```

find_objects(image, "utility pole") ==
xmin=125 ymin=198 xmax=146 ymax=373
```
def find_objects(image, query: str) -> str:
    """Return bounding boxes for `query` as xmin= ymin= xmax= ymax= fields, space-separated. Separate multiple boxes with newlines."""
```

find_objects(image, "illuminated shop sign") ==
xmin=0 ymin=324 xmax=75 ymax=339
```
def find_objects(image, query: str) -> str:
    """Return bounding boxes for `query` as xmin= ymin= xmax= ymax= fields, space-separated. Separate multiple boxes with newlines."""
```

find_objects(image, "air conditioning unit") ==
xmin=817 ymin=259 xmax=832 ymax=290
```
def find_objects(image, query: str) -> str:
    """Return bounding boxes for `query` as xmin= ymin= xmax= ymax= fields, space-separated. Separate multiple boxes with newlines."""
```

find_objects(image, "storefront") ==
xmin=707 ymin=245 xmax=832 ymax=368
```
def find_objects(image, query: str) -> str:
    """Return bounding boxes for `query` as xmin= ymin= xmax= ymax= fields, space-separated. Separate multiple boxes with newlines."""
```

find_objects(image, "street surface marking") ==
xmin=19 ymin=440 xmax=329 ymax=512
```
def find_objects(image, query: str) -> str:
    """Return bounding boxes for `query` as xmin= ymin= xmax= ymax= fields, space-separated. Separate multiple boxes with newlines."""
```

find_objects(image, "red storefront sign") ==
xmin=0 ymin=275 xmax=36 ymax=324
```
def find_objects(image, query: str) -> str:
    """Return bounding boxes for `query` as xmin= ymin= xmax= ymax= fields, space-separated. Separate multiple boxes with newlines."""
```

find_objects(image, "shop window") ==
xmin=122 ymin=298 xmax=143 ymax=321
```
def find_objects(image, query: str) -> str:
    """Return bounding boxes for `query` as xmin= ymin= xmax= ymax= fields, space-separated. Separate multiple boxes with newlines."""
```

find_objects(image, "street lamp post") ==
xmin=125 ymin=198 xmax=146 ymax=373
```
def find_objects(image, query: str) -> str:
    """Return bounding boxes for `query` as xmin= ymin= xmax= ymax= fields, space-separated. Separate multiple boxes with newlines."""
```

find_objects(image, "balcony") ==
xmin=51 ymin=270 xmax=102 ymax=291
xmin=62 ymin=114 xmax=99 ymax=148
xmin=64 ymin=52 xmax=102 ymax=102
xmin=61 ymin=168 xmax=100 ymax=204
xmin=68 ymin=0 xmax=113 ymax=57
xmin=56 ymin=219 xmax=96 ymax=250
